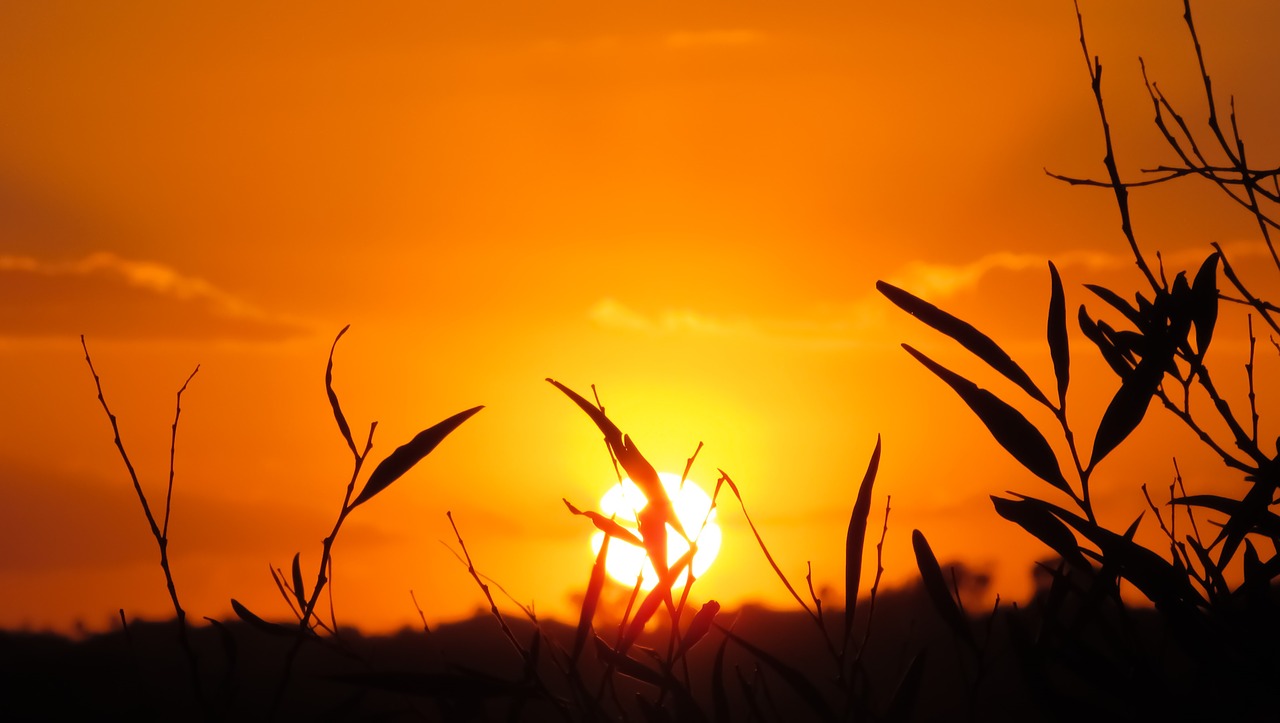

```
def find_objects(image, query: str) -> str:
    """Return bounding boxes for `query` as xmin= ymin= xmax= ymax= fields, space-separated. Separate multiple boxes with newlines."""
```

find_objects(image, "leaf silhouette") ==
xmin=572 ymin=533 xmax=610 ymax=666
xmin=911 ymin=529 xmax=976 ymax=651
xmin=1085 ymin=284 xmax=1142 ymax=326
xmin=903 ymin=344 xmax=1070 ymax=494
xmin=230 ymin=599 xmax=296 ymax=637
xmin=991 ymin=496 xmax=1087 ymax=570
xmin=325 ymin=325 xmax=358 ymax=456
xmin=1079 ymin=307 xmax=1134 ymax=377
xmin=1089 ymin=357 xmax=1163 ymax=470
xmin=676 ymin=600 xmax=721 ymax=659
xmin=290 ymin=553 xmax=306 ymax=610
xmin=548 ymin=379 xmax=683 ymax=580
xmin=563 ymin=499 xmax=645 ymax=548
xmin=885 ymin=650 xmax=927 ymax=723
xmin=878 ymin=281 xmax=1050 ymax=407
xmin=1047 ymin=261 xmax=1070 ymax=404
xmin=351 ymin=405 xmax=484 ymax=509
xmin=1190 ymin=252 xmax=1220 ymax=358
xmin=845 ymin=435 xmax=881 ymax=646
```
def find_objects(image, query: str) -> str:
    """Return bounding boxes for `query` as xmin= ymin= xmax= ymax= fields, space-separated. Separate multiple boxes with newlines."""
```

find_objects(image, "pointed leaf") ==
xmin=564 ymin=499 xmax=644 ymax=548
xmin=677 ymin=600 xmax=721 ymax=659
xmin=594 ymin=636 xmax=666 ymax=687
xmin=325 ymin=325 xmax=358 ymax=456
xmin=845 ymin=435 xmax=881 ymax=644
xmin=572 ymin=533 xmax=609 ymax=665
xmin=351 ymin=405 xmax=483 ymax=508
xmin=904 ymin=345 xmax=1070 ymax=494
xmin=230 ymin=599 xmax=297 ymax=637
xmin=711 ymin=634 xmax=730 ymax=723
xmin=1190 ymin=252 xmax=1220 ymax=357
xmin=878 ymin=281 xmax=1050 ymax=406
xmin=991 ymin=496 xmax=1087 ymax=570
xmin=1047 ymin=262 xmax=1070 ymax=404
xmin=1085 ymin=284 xmax=1142 ymax=326
xmin=1089 ymin=357 xmax=1163 ymax=469
xmin=290 ymin=553 xmax=306 ymax=610
xmin=1079 ymin=307 xmax=1133 ymax=377
xmin=911 ymin=529 xmax=975 ymax=651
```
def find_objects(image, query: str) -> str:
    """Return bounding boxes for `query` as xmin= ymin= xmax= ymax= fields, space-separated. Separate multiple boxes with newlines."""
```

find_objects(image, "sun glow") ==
xmin=591 ymin=472 xmax=722 ymax=589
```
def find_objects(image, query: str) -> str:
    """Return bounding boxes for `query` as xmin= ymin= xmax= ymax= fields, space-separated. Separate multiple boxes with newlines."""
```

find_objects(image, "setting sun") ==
xmin=591 ymin=472 xmax=722 ymax=589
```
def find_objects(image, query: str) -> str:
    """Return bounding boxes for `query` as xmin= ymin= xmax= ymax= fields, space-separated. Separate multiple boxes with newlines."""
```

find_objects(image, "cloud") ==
xmin=0 ymin=252 xmax=313 ymax=341
xmin=590 ymin=243 xmax=1258 ymax=347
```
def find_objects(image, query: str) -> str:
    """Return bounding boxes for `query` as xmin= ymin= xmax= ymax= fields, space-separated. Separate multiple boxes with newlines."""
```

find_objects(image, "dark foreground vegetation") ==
xmin=13 ymin=1 xmax=1280 ymax=721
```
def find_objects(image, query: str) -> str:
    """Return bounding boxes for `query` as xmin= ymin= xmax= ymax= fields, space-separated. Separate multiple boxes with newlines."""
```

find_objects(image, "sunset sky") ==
xmin=3 ymin=1 xmax=1279 ymax=635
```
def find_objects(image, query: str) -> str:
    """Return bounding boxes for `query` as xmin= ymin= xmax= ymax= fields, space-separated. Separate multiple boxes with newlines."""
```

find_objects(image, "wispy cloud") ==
xmin=0 ymin=251 xmax=313 ymax=341
xmin=590 ymin=244 xmax=1255 ymax=347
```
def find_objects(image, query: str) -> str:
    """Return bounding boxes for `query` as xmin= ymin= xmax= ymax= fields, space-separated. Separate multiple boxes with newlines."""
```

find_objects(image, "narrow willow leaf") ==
xmin=290 ymin=552 xmax=306 ymax=610
xmin=1047 ymin=262 xmax=1070 ymax=404
xmin=572 ymin=534 xmax=610 ymax=666
xmin=911 ymin=530 xmax=976 ymax=650
xmin=677 ymin=600 xmax=721 ymax=659
xmin=325 ymin=325 xmax=358 ymax=456
xmin=351 ymin=405 xmax=483 ymax=509
xmin=717 ymin=625 xmax=834 ymax=720
xmin=621 ymin=546 xmax=696 ymax=651
xmin=230 ymin=599 xmax=296 ymax=637
xmin=1079 ymin=307 xmax=1132 ymax=377
xmin=845 ymin=435 xmax=881 ymax=645
xmin=904 ymin=345 xmax=1070 ymax=494
xmin=1089 ymin=357 xmax=1163 ymax=469
xmin=878 ymin=281 xmax=1050 ymax=406
xmin=548 ymin=379 xmax=682 ymax=566
xmin=1085 ymin=284 xmax=1142 ymax=326
xmin=991 ymin=496 xmax=1087 ymax=570
xmin=885 ymin=650 xmax=927 ymax=723
xmin=1190 ymin=252 xmax=1220 ymax=357
xmin=563 ymin=499 xmax=644 ymax=548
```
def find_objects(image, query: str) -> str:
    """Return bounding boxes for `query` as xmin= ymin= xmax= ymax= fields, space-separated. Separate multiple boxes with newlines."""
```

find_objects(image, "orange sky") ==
xmin=3 ymin=1 xmax=1279 ymax=635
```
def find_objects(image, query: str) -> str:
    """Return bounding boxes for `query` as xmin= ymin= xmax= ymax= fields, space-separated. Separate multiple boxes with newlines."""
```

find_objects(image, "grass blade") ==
xmin=844 ymin=435 xmax=881 ymax=647
xmin=885 ymin=649 xmax=927 ymax=723
xmin=230 ymin=599 xmax=297 ymax=637
xmin=572 ymin=533 xmax=610 ymax=666
xmin=1047 ymin=261 xmax=1070 ymax=404
xmin=351 ymin=405 xmax=483 ymax=508
xmin=716 ymin=625 xmax=834 ymax=720
xmin=564 ymin=498 xmax=644 ymax=548
xmin=878 ymin=280 xmax=1050 ymax=406
xmin=1089 ymin=356 xmax=1163 ymax=469
xmin=1190 ymin=252 xmax=1219 ymax=357
xmin=991 ymin=496 xmax=1088 ymax=570
xmin=911 ymin=529 xmax=976 ymax=651
xmin=325 ymin=325 xmax=358 ymax=456
xmin=903 ymin=344 xmax=1070 ymax=494
xmin=290 ymin=553 xmax=306 ymax=611
xmin=676 ymin=600 xmax=721 ymax=659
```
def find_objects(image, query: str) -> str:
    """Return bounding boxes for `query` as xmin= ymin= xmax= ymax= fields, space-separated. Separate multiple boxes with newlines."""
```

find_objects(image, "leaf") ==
xmin=1190 ymin=252 xmax=1220 ymax=358
xmin=594 ymin=636 xmax=666 ymax=687
xmin=290 ymin=552 xmax=306 ymax=611
xmin=1047 ymin=262 xmax=1070 ymax=404
xmin=911 ymin=530 xmax=976 ymax=651
xmin=1085 ymin=284 xmax=1142 ymax=326
xmin=324 ymin=325 xmax=358 ymax=456
xmin=1079 ymin=307 xmax=1133 ymax=377
xmin=351 ymin=405 xmax=483 ymax=509
xmin=563 ymin=499 xmax=644 ymax=548
xmin=230 ymin=599 xmax=297 ymax=637
xmin=1089 ymin=357 xmax=1164 ymax=470
xmin=711 ymin=635 xmax=730 ymax=723
xmin=677 ymin=600 xmax=721 ymax=659
xmin=572 ymin=534 xmax=610 ymax=666
xmin=878 ymin=281 xmax=1050 ymax=406
xmin=903 ymin=345 xmax=1070 ymax=494
xmin=844 ymin=435 xmax=881 ymax=645
xmin=548 ymin=379 xmax=683 ymax=570
xmin=621 ymin=546 xmax=696 ymax=651
xmin=991 ymin=496 xmax=1087 ymax=570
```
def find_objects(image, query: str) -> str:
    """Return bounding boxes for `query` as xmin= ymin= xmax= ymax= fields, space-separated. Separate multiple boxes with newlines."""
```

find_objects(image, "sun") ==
xmin=590 ymin=471 xmax=722 ymax=589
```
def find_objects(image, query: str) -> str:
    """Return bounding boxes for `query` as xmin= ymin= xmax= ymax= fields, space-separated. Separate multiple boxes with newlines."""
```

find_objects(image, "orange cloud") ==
xmin=0 ymin=252 xmax=313 ymax=341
